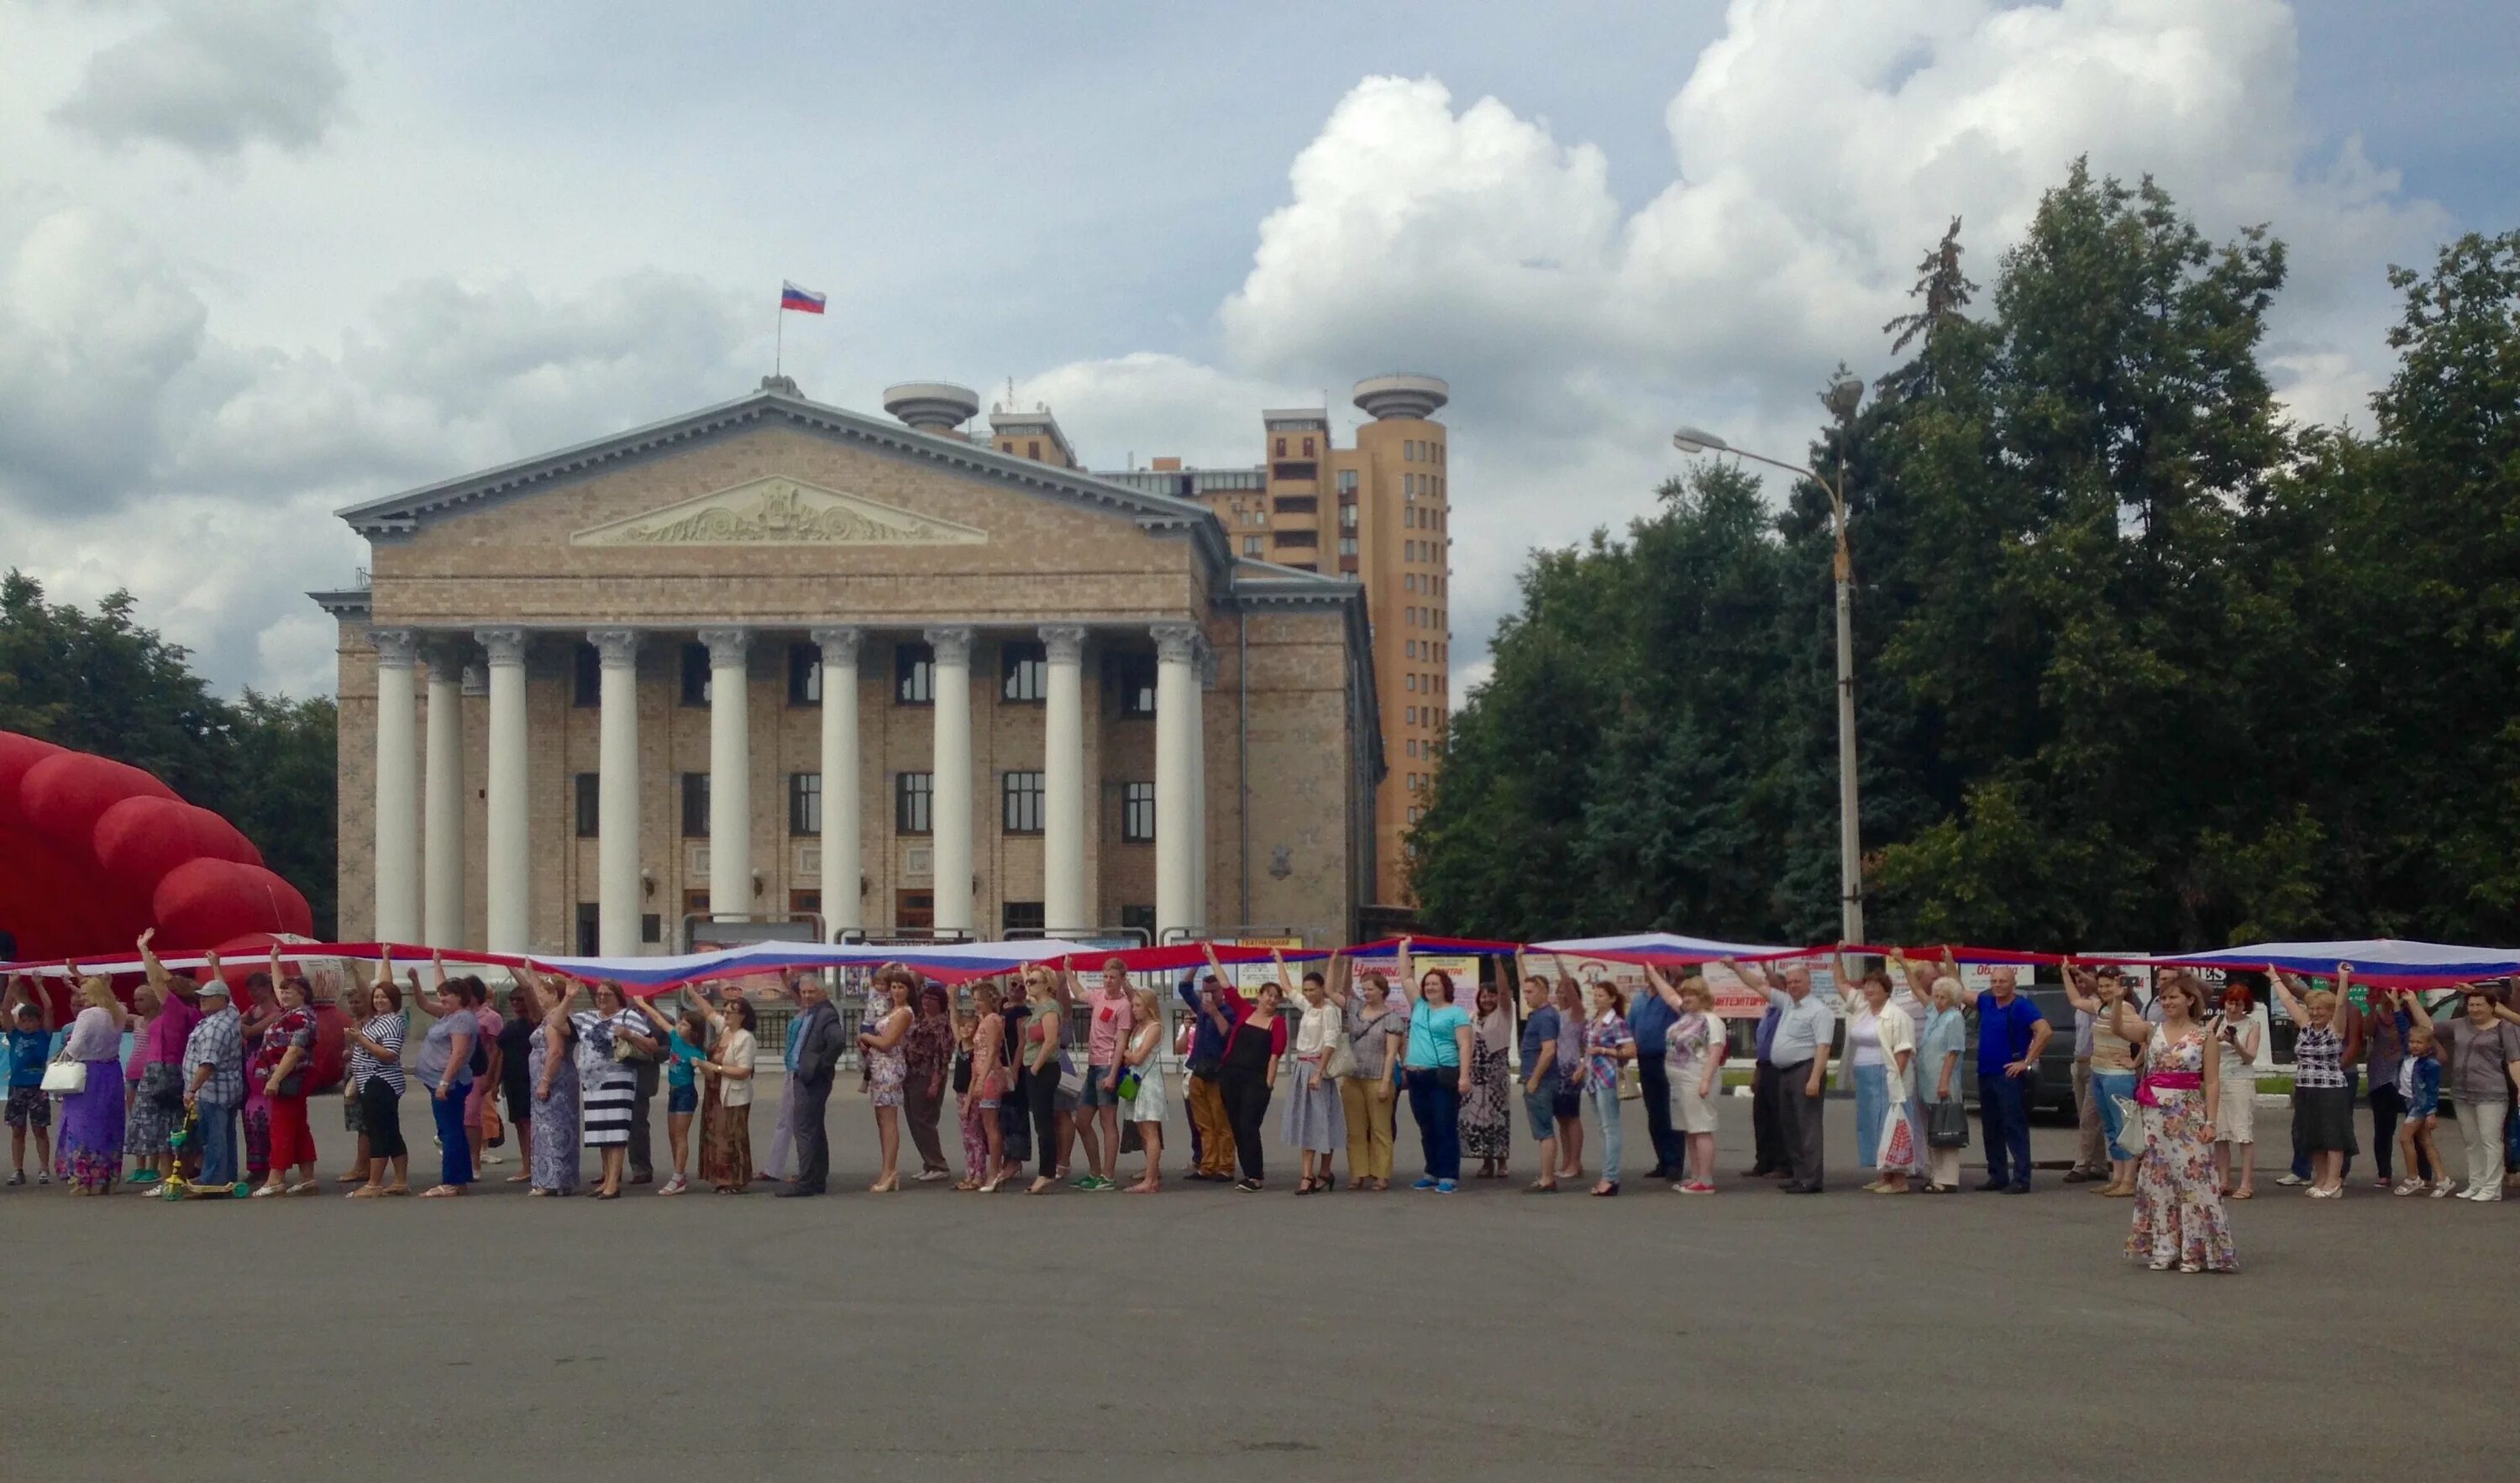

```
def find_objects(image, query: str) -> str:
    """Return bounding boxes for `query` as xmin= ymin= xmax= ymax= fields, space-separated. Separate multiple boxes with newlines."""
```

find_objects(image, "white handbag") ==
xmin=41 ymin=1059 xmax=87 ymax=1095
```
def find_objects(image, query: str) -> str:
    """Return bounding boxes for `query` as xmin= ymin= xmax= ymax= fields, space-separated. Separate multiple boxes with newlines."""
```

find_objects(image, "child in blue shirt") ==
xmin=3 ymin=977 xmax=59 ymax=1185
xmin=2394 ymin=1007 xmax=2447 ymax=1197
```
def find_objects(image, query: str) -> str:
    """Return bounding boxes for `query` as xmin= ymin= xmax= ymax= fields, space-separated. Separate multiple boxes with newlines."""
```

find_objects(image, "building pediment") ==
xmin=570 ymin=475 xmax=987 ymax=548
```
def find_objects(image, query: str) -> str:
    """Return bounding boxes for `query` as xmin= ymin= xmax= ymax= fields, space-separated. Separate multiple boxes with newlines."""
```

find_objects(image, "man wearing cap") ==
xmin=1177 ymin=970 xmax=1236 ymax=1180
xmin=181 ymin=972 xmax=248 ymax=1193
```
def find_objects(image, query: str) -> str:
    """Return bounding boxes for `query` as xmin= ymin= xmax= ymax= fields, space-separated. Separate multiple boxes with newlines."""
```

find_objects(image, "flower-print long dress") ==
xmin=528 ymin=1021 xmax=581 ymax=1193
xmin=2124 ymin=1027 xmax=2238 ymax=1272
xmin=1459 ymin=1032 xmax=1511 ymax=1161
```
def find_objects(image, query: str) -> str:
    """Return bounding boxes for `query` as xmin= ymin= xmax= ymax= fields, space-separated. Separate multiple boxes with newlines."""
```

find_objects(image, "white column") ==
xmin=811 ymin=626 xmax=863 ymax=937
xmin=1194 ymin=637 xmax=1214 ymax=931
xmin=475 ymin=628 xmax=531 ymax=952
xmin=1040 ymin=625 xmax=1088 ymax=933
xmin=699 ymin=626 xmax=753 ymax=921
xmin=1152 ymin=622 xmax=1200 ymax=940
xmin=422 ymin=646 xmax=466 ymax=948
xmin=590 ymin=629 xmax=643 ymax=955
xmin=927 ymin=626 xmax=974 ymax=935
xmin=371 ymin=628 xmax=422 ymax=943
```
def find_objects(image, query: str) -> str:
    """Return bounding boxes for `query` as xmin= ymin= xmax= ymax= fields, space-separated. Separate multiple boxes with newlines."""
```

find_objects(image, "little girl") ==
xmin=2393 ymin=996 xmax=2449 ymax=1197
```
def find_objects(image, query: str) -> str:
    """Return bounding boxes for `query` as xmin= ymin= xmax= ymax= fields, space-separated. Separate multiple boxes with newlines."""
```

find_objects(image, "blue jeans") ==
xmin=433 ymin=1082 xmax=475 ymax=1186
xmin=1980 ymin=1072 xmax=2033 ymax=1187
xmin=1404 ymin=1068 xmax=1460 ymax=1182
xmin=1853 ymin=1062 xmax=1888 ymax=1170
xmin=2092 ymin=1070 xmax=2138 ymax=1161
xmin=193 ymin=1100 xmax=238 ymax=1186
xmin=1590 ymin=1080 xmax=1625 ymax=1182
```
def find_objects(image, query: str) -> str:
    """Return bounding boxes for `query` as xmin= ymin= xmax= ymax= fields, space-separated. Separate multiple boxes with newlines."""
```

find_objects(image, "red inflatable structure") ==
xmin=0 ymin=731 xmax=313 ymax=971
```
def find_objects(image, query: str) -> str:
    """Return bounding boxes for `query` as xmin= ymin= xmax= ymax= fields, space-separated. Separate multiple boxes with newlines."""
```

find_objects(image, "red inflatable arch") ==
xmin=0 ymin=731 xmax=313 ymax=984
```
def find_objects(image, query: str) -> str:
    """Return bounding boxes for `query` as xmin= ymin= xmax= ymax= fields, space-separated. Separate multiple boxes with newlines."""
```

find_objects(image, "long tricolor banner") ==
xmin=7 ymin=934 xmax=2517 ymax=994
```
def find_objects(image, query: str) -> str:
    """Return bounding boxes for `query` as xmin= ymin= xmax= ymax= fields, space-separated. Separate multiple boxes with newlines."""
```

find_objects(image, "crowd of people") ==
xmin=11 ymin=934 xmax=2520 ymax=1277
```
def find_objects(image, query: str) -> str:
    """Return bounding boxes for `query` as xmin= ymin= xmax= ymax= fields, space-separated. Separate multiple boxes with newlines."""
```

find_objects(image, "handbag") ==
xmin=481 ymin=1103 xmax=506 ymax=1149
xmin=952 ymin=1049 xmax=973 ymax=1094
xmin=1926 ymin=1098 xmax=1969 ymax=1149
xmin=1324 ymin=1035 xmax=1357 ymax=1081
xmin=41 ymin=1058 xmax=87 ymax=1095
xmin=1116 ymin=1066 xmax=1144 ymax=1103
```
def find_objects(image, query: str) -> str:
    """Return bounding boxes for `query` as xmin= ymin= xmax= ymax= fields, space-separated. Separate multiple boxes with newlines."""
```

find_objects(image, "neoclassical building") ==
xmin=313 ymin=376 xmax=1383 ymax=955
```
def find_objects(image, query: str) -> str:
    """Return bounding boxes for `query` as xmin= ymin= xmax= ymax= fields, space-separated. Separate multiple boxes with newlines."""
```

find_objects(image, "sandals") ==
xmin=346 ymin=1185 xmax=385 ymax=1199
xmin=1526 ymin=1180 xmax=1558 ymax=1194
xmin=250 ymin=1184 xmax=282 ymax=1198
xmin=419 ymin=1185 xmax=464 ymax=1198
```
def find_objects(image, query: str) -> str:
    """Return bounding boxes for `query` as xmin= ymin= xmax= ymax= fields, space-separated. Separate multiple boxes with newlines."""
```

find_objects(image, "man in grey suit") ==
xmin=777 ymin=976 xmax=848 ymax=1197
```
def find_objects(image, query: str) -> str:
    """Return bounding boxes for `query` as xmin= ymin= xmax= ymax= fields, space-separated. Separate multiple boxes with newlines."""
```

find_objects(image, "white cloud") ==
xmin=51 ymin=0 xmax=345 ymax=157
xmin=1035 ymin=0 xmax=2449 ymax=697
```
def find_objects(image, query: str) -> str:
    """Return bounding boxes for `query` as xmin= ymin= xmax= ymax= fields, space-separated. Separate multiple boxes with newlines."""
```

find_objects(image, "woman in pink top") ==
xmin=128 ymin=932 xmax=203 ymax=1187
xmin=1058 ymin=958 xmax=1135 ymax=1192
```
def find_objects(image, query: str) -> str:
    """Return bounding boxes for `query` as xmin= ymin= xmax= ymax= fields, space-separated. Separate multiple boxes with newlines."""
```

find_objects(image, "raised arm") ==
xmin=1326 ymin=949 xmax=1350 ymax=1007
xmin=2268 ymin=968 xmax=2311 ymax=1024
xmin=1724 ymin=957 xmax=1786 ymax=1011
xmin=138 ymin=928 xmax=169 ymax=997
xmin=1645 ymin=962 xmax=1686 ymax=1013
xmin=2061 ymin=962 xmax=2100 ymax=1016
xmin=1832 ymin=951 xmax=1861 ymax=1014
xmin=1054 ymin=961 xmax=1080 ymax=1012
xmin=1396 ymin=937 xmax=1417 ymax=1001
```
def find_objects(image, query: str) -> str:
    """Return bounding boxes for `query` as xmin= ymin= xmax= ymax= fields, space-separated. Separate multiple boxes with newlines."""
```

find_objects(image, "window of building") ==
xmin=1274 ymin=437 xmax=1286 ymax=457
xmin=788 ymin=772 xmax=821 ymax=836
xmin=1405 ymin=673 xmax=1418 ymax=692
xmin=895 ymin=642 xmax=934 ymax=705
xmin=575 ymin=903 xmax=601 ymax=956
xmin=1000 ymin=640 xmax=1047 ymax=703
xmin=1119 ymin=904 xmax=1155 ymax=935
xmin=1272 ymin=461 xmax=1316 ymax=481
xmin=1339 ymin=503 xmax=1357 ymax=529
xmin=1002 ymin=771 xmax=1044 ymax=835
xmin=641 ymin=913 xmax=662 ymax=945
xmin=1002 ymin=900 xmax=1045 ymax=935
xmin=680 ymin=772 xmax=709 ymax=838
xmin=787 ymin=642 xmax=821 ymax=705
xmin=571 ymin=642 xmax=601 ymax=707
xmin=1338 ymin=469 xmax=1358 ymax=495
xmin=1301 ymin=436 xmax=1315 ymax=456
xmin=575 ymin=773 xmax=599 ymax=837
xmin=1273 ymin=495 xmax=1316 ymax=516
xmin=1404 ymin=440 xmax=1416 ymax=461
xmin=679 ymin=642 xmax=711 ymax=706
xmin=1028 ymin=439 xmax=1042 ymax=459
xmin=1121 ymin=781 xmax=1155 ymax=842
xmin=1406 ymin=705 xmax=1417 ymax=726
xmin=1338 ymin=536 xmax=1357 ymax=557
xmin=1273 ymin=529 xmax=1316 ymax=549
xmin=1242 ymin=535 xmax=1263 ymax=558
xmin=895 ymin=772 xmax=932 ymax=835
xmin=1112 ymin=653 xmax=1157 ymax=718
xmin=790 ymin=889 xmax=820 ymax=919
xmin=1405 ymin=640 xmax=1418 ymax=659
xmin=1408 ymin=805 xmax=1422 ymax=825
xmin=1244 ymin=506 xmax=1267 ymax=527
xmin=1408 ymin=738 xmax=1420 ymax=757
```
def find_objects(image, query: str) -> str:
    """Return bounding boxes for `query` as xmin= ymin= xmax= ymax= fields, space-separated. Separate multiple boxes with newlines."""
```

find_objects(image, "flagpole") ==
xmin=775 ymin=297 xmax=785 ymax=380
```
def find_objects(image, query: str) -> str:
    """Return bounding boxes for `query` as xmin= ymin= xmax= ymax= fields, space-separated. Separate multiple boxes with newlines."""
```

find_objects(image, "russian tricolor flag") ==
xmin=780 ymin=280 xmax=826 ymax=314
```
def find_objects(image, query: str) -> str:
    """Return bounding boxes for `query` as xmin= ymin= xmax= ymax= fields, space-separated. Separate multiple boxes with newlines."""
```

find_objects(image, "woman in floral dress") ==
xmin=1459 ymin=982 xmax=1513 ymax=1176
xmin=523 ymin=972 xmax=580 ymax=1196
xmin=858 ymin=969 xmax=912 ymax=1192
xmin=2115 ymin=971 xmax=2237 ymax=1273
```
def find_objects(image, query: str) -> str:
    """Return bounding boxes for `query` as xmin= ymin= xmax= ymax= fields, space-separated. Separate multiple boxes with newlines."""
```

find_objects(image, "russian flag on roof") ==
xmin=780 ymin=280 xmax=826 ymax=313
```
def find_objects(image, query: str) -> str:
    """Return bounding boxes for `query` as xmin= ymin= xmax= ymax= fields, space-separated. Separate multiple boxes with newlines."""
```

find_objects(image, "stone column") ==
xmin=422 ymin=644 xmax=467 ymax=948
xmin=590 ymin=629 xmax=643 ymax=955
xmin=1194 ymin=637 xmax=1215 ymax=932
xmin=699 ymin=626 xmax=753 ymax=921
xmin=1040 ymin=625 xmax=1088 ymax=934
xmin=1152 ymin=622 xmax=1200 ymax=940
xmin=475 ymin=628 xmax=531 ymax=952
xmin=371 ymin=628 xmax=422 ymax=943
xmin=811 ymin=626 xmax=863 ymax=936
xmin=925 ymin=627 xmax=975 ymax=935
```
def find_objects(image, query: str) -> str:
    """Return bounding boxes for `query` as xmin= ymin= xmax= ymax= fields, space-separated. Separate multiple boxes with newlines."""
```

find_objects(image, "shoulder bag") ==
xmin=1324 ymin=1026 xmax=1358 ymax=1081
xmin=41 ymin=1056 xmax=87 ymax=1095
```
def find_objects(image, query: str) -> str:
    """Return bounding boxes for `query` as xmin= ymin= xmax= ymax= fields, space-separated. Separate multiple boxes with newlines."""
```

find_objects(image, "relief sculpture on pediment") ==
xmin=573 ymin=477 xmax=987 ymax=547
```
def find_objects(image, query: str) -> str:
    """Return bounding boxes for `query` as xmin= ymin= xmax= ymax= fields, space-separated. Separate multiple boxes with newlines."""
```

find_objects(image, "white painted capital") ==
xmin=923 ymin=626 xmax=974 ymax=668
xmin=1151 ymin=622 xmax=1200 ymax=664
xmin=588 ymin=628 xmax=643 ymax=668
xmin=371 ymin=627 xmax=420 ymax=668
xmin=474 ymin=627 xmax=529 ymax=668
xmin=810 ymin=626 xmax=864 ymax=665
xmin=1038 ymin=625 xmax=1087 ymax=666
xmin=698 ymin=626 xmax=753 ymax=667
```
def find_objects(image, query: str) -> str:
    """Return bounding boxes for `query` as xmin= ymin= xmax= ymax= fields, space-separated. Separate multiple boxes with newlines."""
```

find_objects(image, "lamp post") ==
xmin=1674 ymin=372 xmax=1866 ymax=943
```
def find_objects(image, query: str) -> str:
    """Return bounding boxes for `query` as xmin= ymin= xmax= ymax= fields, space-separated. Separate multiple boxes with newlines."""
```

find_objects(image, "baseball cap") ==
xmin=197 ymin=979 xmax=232 ymax=1000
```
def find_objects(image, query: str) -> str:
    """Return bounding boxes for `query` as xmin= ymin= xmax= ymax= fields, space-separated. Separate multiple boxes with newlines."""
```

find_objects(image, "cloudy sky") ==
xmin=3 ymin=0 xmax=2513 ymax=700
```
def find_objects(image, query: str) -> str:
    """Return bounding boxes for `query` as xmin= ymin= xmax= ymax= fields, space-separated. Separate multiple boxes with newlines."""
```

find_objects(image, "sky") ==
xmin=2 ymin=0 xmax=2513 ymax=701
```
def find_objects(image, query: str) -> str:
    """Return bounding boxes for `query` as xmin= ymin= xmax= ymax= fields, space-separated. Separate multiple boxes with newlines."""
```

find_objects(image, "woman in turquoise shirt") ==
xmin=1396 ymin=938 xmax=1473 ymax=1193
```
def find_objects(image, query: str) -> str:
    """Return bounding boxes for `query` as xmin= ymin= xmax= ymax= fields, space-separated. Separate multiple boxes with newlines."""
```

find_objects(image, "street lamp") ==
xmin=1672 ymin=372 xmax=1867 ymax=943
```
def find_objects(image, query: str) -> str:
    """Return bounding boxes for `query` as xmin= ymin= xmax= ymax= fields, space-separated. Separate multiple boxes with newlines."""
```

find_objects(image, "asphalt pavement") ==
xmin=4 ymin=1082 xmax=2509 ymax=1482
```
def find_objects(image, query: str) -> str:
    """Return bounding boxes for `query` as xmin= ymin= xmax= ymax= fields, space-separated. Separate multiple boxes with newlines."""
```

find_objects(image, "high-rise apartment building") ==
xmin=1085 ymin=374 xmax=1452 ymax=907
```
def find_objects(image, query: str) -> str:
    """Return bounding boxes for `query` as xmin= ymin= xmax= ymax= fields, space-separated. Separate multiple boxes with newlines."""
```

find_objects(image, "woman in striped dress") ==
xmin=572 ymin=980 xmax=639 ymax=1198
xmin=525 ymin=972 xmax=580 ymax=1197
